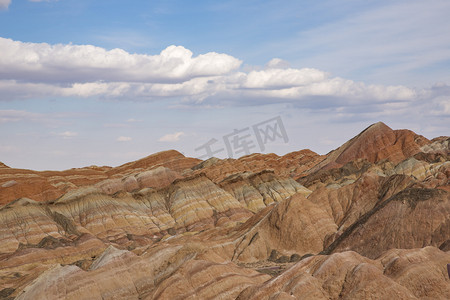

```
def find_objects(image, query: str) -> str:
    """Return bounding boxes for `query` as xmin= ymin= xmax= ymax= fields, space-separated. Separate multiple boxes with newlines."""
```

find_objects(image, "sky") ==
xmin=0 ymin=0 xmax=449 ymax=170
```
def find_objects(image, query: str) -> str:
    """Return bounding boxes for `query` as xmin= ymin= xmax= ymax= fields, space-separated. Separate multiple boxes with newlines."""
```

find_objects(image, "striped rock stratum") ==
xmin=0 ymin=122 xmax=449 ymax=299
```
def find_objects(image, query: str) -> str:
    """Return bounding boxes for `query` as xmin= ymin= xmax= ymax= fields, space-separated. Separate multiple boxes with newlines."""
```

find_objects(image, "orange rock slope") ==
xmin=0 ymin=122 xmax=449 ymax=300
xmin=0 ymin=150 xmax=200 ymax=206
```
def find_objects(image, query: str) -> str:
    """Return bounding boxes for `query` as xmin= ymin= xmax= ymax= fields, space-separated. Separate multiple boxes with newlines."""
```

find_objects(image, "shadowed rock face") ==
xmin=1 ymin=122 xmax=449 ymax=299
xmin=219 ymin=170 xmax=311 ymax=212
xmin=330 ymin=188 xmax=450 ymax=259
xmin=237 ymin=247 xmax=450 ymax=300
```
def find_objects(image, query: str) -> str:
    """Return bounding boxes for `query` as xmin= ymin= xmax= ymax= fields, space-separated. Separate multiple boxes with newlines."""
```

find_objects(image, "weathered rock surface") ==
xmin=228 ymin=193 xmax=337 ymax=262
xmin=310 ymin=122 xmax=430 ymax=172
xmin=330 ymin=187 xmax=450 ymax=258
xmin=13 ymin=244 xmax=271 ymax=300
xmin=0 ymin=150 xmax=200 ymax=206
xmin=237 ymin=247 xmax=450 ymax=300
xmin=190 ymin=149 xmax=324 ymax=182
xmin=219 ymin=170 xmax=311 ymax=212
xmin=1 ymin=122 xmax=449 ymax=299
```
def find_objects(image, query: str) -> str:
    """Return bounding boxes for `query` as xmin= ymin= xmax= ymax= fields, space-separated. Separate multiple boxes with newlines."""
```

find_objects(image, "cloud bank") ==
xmin=0 ymin=36 xmax=449 ymax=122
xmin=0 ymin=38 xmax=241 ymax=83
xmin=0 ymin=37 xmax=417 ymax=104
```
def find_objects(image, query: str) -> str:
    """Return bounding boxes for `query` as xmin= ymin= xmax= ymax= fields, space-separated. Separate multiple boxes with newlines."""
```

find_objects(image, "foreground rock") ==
xmin=237 ymin=247 xmax=450 ymax=300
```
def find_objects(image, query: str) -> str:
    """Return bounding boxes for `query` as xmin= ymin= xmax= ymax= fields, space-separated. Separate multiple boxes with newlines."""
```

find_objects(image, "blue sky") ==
xmin=0 ymin=0 xmax=449 ymax=170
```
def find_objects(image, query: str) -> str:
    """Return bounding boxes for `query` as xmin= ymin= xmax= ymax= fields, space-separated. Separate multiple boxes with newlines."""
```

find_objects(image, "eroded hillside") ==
xmin=0 ymin=122 xmax=449 ymax=299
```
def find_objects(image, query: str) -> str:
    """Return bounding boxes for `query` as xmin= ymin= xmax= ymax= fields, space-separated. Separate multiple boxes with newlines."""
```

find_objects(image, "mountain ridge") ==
xmin=0 ymin=122 xmax=449 ymax=299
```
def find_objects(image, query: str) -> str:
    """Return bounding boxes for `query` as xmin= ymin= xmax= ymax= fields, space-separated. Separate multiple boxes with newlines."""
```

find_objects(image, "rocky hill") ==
xmin=0 ymin=122 xmax=449 ymax=299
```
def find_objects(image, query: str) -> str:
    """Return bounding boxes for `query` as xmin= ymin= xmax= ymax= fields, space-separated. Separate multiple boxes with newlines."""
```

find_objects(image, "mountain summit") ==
xmin=310 ymin=122 xmax=430 ymax=172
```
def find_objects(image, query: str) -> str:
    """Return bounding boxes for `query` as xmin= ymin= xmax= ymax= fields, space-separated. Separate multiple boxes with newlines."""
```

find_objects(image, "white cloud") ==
xmin=57 ymin=131 xmax=78 ymax=139
xmin=158 ymin=132 xmax=184 ymax=142
xmin=0 ymin=38 xmax=241 ymax=83
xmin=0 ymin=37 xmax=419 ymax=105
xmin=117 ymin=136 xmax=132 ymax=142
xmin=0 ymin=0 xmax=10 ymax=10
xmin=0 ymin=36 xmax=443 ymax=116
xmin=265 ymin=58 xmax=290 ymax=69
xmin=243 ymin=67 xmax=327 ymax=89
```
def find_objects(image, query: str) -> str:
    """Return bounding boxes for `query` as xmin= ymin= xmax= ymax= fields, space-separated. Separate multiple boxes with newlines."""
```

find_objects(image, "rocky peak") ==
xmin=310 ymin=122 xmax=430 ymax=172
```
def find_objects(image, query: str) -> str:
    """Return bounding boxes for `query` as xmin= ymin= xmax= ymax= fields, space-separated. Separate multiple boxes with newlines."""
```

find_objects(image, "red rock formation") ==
xmin=0 ymin=123 xmax=449 ymax=299
xmin=310 ymin=122 xmax=430 ymax=172
xmin=237 ymin=247 xmax=450 ymax=299
xmin=330 ymin=187 xmax=450 ymax=258
xmin=228 ymin=192 xmax=337 ymax=262
xmin=107 ymin=150 xmax=200 ymax=175
xmin=0 ymin=150 xmax=199 ymax=206
xmin=190 ymin=149 xmax=324 ymax=182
